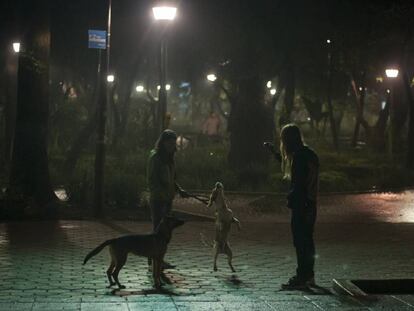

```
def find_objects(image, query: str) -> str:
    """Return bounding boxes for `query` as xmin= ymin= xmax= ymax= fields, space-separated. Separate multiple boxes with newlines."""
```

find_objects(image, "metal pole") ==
xmin=94 ymin=0 xmax=111 ymax=218
xmin=158 ymin=33 xmax=167 ymax=133
xmin=388 ymin=87 xmax=394 ymax=159
xmin=5 ymin=49 xmax=19 ymax=164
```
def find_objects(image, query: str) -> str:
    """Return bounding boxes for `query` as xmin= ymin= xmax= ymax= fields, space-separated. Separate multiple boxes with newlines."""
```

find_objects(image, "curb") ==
xmin=185 ymin=186 xmax=414 ymax=197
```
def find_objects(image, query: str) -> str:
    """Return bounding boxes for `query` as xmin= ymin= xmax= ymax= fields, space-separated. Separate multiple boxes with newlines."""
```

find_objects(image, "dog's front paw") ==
xmin=213 ymin=266 xmax=218 ymax=272
xmin=118 ymin=285 xmax=126 ymax=290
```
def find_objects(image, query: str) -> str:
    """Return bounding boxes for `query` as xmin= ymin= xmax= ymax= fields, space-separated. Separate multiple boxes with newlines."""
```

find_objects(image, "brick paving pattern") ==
xmin=1 ymin=219 xmax=414 ymax=310
xmin=1 ymin=190 xmax=414 ymax=310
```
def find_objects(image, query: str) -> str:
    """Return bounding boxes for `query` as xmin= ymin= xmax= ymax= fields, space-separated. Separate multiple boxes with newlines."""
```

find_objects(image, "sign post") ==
xmin=88 ymin=29 xmax=107 ymax=218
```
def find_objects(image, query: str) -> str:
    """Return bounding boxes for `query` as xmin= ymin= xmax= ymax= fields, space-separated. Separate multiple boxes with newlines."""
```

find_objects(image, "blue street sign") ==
xmin=88 ymin=30 xmax=107 ymax=49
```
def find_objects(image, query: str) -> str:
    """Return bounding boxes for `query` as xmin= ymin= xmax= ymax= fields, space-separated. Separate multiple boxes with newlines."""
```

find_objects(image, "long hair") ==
xmin=154 ymin=129 xmax=177 ymax=164
xmin=280 ymin=124 xmax=304 ymax=179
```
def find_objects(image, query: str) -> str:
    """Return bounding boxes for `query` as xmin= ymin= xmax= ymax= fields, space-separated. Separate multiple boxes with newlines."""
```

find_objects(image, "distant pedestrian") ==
xmin=265 ymin=124 xmax=319 ymax=289
xmin=202 ymin=111 xmax=221 ymax=140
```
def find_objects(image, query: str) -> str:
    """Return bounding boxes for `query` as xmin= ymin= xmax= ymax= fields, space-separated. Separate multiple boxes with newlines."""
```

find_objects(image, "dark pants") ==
xmin=148 ymin=199 xmax=173 ymax=267
xmin=150 ymin=199 xmax=173 ymax=232
xmin=291 ymin=203 xmax=317 ymax=280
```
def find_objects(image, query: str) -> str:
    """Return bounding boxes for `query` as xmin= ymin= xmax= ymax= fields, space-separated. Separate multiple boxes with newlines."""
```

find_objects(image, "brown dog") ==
xmin=83 ymin=216 xmax=184 ymax=289
xmin=207 ymin=182 xmax=241 ymax=272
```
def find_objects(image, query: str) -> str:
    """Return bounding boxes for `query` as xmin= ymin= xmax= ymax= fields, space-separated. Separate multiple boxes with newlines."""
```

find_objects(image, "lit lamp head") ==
xmin=385 ymin=68 xmax=399 ymax=79
xmin=107 ymin=74 xmax=115 ymax=83
xmin=136 ymin=85 xmax=144 ymax=93
xmin=12 ymin=42 xmax=20 ymax=53
xmin=152 ymin=3 xmax=177 ymax=21
xmin=207 ymin=74 xmax=217 ymax=82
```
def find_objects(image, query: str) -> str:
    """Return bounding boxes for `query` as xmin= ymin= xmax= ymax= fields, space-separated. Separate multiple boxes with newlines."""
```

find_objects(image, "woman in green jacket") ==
xmin=147 ymin=129 xmax=189 ymax=269
xmin=147 ymin=129 xmax=189 ymax=230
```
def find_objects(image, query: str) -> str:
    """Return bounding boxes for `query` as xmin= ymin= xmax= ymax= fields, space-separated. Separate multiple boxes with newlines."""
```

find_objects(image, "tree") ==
xmin=7 ymin=0 xmax=57 ymax=215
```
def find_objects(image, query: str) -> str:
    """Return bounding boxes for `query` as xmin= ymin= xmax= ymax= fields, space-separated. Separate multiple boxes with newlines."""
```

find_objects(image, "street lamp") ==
xmin=270 ymin=88 xmax=277 ymax=96
xmin=207 ymin=74 xmax=217 ymax=82
xmin=385 ymin=67 xmax=399 ymax=158
xmin=266 ymin=81 xmax=272 ymax=88
xmin=106 ymin=74 xmax=115 ymax=83
xmin=136 ymin=85 xmax=144 ymax=93
xmin=152 ymin=2 xmax=177 ymax=134
xmin=152 ymin=6 xmax=177 ymax=20
xmin=385 ymin=68 xmax=399 ymax=79
xmin=12 ymin=42 xmax=20 ymax=53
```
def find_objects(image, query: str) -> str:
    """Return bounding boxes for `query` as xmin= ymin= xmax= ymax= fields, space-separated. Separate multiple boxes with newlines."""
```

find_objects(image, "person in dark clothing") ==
xmin=265 ymin=124 xmax=319 ymax=289
xmin=147 ymin=129 xmax=189 ymax=268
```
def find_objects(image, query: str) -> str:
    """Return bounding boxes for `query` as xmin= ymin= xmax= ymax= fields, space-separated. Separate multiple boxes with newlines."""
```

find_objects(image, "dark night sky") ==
xmin=1 ymin=0 xmax=414 ymax=90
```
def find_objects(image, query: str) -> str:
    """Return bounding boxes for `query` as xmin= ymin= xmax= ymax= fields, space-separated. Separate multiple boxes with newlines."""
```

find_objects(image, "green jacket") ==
xmin=147 ymin=149 xmax=178 ymax=202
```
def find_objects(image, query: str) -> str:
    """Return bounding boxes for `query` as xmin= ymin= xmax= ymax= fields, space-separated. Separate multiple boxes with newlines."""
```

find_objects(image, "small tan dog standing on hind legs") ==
xmin=206 ymin=182 xmax=241 ymax=272
xmin=83 ymin=216 xmax=184 ymax=290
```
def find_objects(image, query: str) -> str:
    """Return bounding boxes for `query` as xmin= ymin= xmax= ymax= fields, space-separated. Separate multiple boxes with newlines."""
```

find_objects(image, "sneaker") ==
xmin=281 ymin=276 xmax=307 ymax=290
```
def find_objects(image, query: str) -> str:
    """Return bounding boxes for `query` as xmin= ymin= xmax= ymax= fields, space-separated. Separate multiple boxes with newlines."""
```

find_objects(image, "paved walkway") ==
xmin=1 ymin=214 xmax=414 ymax=310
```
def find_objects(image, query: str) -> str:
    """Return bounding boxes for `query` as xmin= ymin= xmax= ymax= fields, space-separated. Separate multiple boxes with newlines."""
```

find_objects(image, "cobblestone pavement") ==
xmin=1 ymin=214 xmax=414 ymax=310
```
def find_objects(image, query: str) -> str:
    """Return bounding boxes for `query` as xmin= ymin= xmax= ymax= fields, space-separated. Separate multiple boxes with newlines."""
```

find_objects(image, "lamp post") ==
xmin=5 ymin=42 xmax=20 ymax=164
xmin=326 ymin=38 xmax=338 ymax=151
xmin=385 ymin=68 xmax=399 ymax=158
xmin=94 ymin=0 xmax=112 ymax=218
xmin=152 ymin=3 xmax=177 ymax=133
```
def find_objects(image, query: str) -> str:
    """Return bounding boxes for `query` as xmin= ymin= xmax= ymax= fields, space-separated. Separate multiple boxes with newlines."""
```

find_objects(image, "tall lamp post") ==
xmin=385 ymin=68 xmax=399 ymax=158
xmin=152 ymin=3 xmax=177 ymax=134
xmin=4 ymin=42 xmax=20 ymax=164
xmin=326 ymin=38 xmax=338 ymax=151
xmin=94 ymin=0 xmax=112 ymax=217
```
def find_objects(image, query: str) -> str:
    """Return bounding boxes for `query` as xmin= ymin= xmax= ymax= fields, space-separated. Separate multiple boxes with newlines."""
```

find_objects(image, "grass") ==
xmin=42 ymin=140 xmax=414 ymax=210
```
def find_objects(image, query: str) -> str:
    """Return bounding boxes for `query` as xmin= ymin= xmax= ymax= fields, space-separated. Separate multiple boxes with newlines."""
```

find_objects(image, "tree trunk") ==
xmin=8 ymin=0 xmax=56 ymax=212
xmin=391 ymin=82 xmax=408 ymax=153
xmin=351 ymin=71 xmax=366 ymax=147
xmin=371 ymin=97 xmax=390 ymax=151
xmin=280 ymin=60 xmax=295 ymax=127
xmin=402 ymin=69 xmax=414 ymax=169
xmin=327 ymin=51 xmax=339 ymax=151
xmin=227 ymin=76 xmax=273 ymax=188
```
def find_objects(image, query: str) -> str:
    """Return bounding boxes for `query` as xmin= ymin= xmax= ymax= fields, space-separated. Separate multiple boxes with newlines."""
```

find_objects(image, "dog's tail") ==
xmin=200 ymin=232 xmax=213 ymax=248
xmin=83 ymin=239 xmax=113 ymax=265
